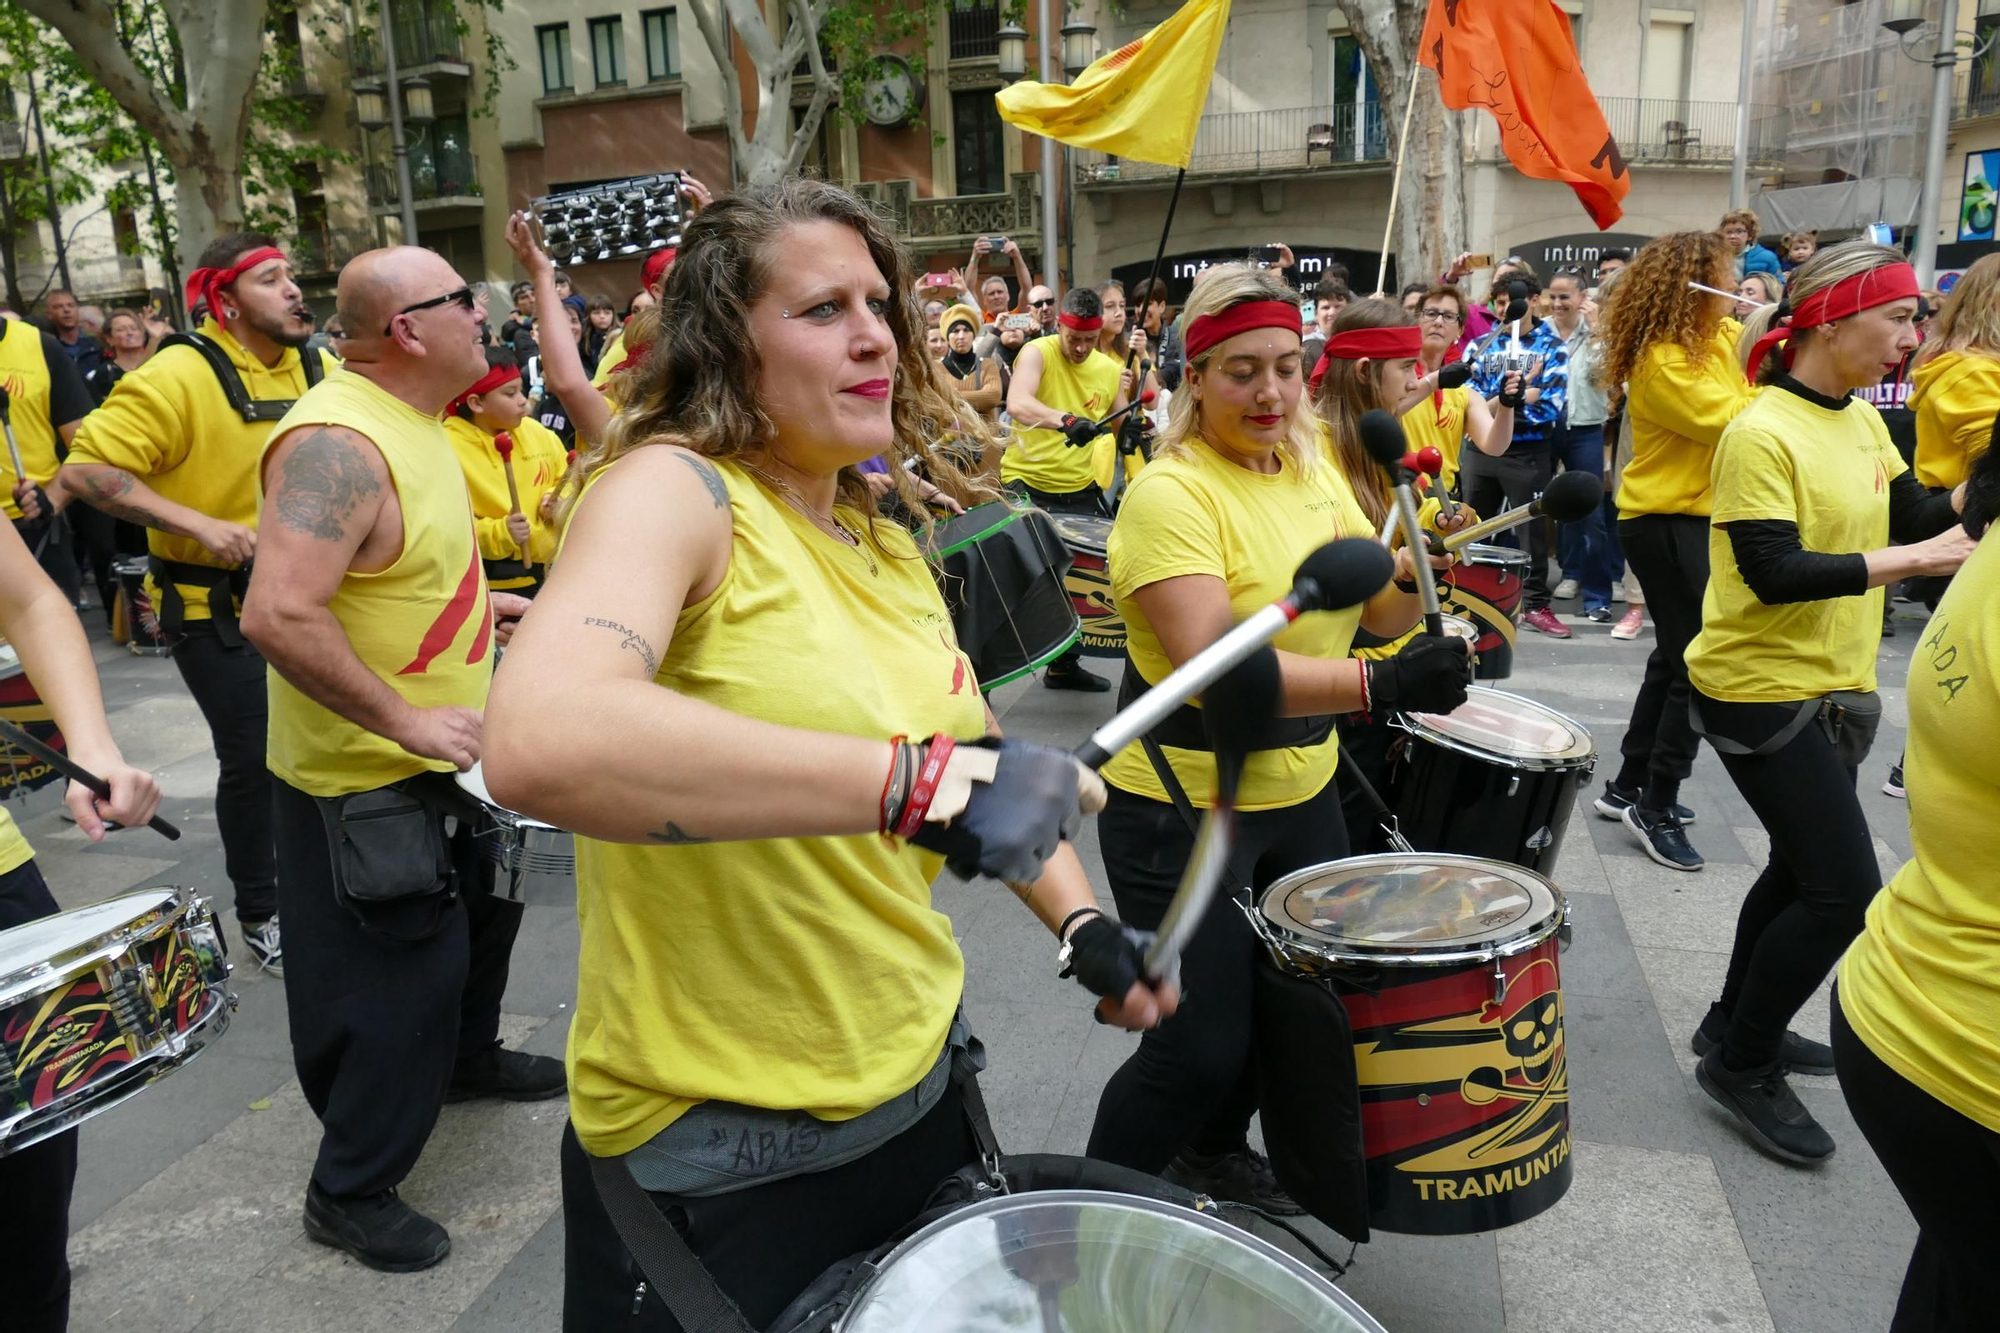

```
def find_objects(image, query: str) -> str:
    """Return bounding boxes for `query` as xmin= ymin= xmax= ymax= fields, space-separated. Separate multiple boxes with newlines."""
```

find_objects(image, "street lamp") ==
xmin=996 ymin=23 xmax=1027 ymax=82
xmin=354 ymin=86 xmax=388 ymax=131
xmin=1885 ymin=3 xmax=1997 ymax=286
xmin=401 ymin=76 xmax=435 ymax=126
xmin=1061 ymin=19 xmax=1096 ymax=79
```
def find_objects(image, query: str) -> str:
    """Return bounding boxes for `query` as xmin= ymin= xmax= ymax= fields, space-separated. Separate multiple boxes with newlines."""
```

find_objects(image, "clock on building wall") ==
xmin=860 ymin=54 xmax=924 ymax=127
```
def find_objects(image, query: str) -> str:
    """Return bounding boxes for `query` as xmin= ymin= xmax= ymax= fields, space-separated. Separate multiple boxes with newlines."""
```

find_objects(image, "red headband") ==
xmin=1308 ymin=326 xmax=1426 ymax=394
xmin=1058 ymin=311 xmax=1103 ymax=332
xmin=448 ymin=363 xmax=521 ymax=415
xmin=1184 ymin=300 xmax=1304 ymax=363
xmin=641 ymin=246 xmax=677 ymax=291
xmin=602 ymin=339 xmax=652 ymax=387
xmin=1745 ymin=263 xmax=1920 ymax=381
xmin=184 ymin=246 xmax=287 ymax=320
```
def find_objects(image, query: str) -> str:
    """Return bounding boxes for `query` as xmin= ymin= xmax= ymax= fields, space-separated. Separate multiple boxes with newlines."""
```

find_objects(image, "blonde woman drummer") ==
xmin=1085 ymin=264 xmax=1470 ymax=1210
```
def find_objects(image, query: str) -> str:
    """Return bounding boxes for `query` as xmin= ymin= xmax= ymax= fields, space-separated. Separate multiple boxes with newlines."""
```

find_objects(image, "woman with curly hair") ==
xmin=1589 ymin=230 xmax=1758 ymax=871
xmin=1680 ymin=242 xmax=1972 ymax=1165
xmin=1909 ymin=252 xmax=2000 ymax=497
xmin=482 ymin=178 xmax=1175 ymax=1329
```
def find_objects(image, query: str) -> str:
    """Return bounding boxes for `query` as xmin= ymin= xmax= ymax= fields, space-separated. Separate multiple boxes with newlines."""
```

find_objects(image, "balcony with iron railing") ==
xmin=1957 ymin=55 xmax=2000 ymax=121
xmin=0 ymin=119 xmax=24 ymax=159
xmin=851 ymin=171 xmax=1040 ymax=246
xmin=1584 ymin=98 xmax=1788 ymax=169
xmin=291 ymin=226 xmax=380 ymax=276
xmin=1075 ymin=103 xmax=1387 ymax=185
xmin=948 ymin=2 xmax=1001 ymax=60
xmin=351 ymin=6 xmax=469 ymax=80
xmin=366 ymin=152 xmax=483 ymax=214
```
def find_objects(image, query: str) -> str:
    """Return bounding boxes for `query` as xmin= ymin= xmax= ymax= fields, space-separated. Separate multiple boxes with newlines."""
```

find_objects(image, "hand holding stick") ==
xmin=0 ymin=719 xmax=179 ymax=840
xmin=493 ymin=431 xmax=530 ymax=569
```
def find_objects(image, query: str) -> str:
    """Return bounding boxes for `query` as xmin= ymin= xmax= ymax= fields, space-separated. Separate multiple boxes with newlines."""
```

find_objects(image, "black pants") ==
xmin=560 ymin=1085 xmax=978 ymax=1330
xmin=173 ymin=622 xmax=276 ymax=924
xmin=1612 ymin=514 xmax=1710 ymax=809
xmin=1698 ymin=695 xmax=1879 ymax=1070
xmin=1006 ymin=479 xmax=1107 ymax=673
xmin=14 ymin=513 xmax=79 ymax=604
xmin=0 ymin=859 xmax=77 ymax=1333
xmin=1088 ymin=779 xmax=1349 ymax=1174
xmin=273 ymin=775 xmax=520 ymax=1197
xmin=1833 ymin=994 xmax=2000 ymax=1332
xmin=1459 ymin=442 xmax=1553 ymax=611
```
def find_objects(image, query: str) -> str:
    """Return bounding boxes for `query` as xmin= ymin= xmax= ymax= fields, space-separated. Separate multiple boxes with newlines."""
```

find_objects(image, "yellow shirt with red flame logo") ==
xmin=443 ymin=414 xmax=569 ymax=586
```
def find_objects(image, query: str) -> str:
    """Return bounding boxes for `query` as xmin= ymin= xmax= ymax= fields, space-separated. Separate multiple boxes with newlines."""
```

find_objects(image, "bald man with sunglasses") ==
xmin=242 ymin=247 xmax=557 ymax=1275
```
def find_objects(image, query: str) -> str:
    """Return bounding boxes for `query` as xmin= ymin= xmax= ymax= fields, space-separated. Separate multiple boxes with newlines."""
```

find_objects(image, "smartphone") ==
xmin=1247 ymin=244 xmax=1283 ymax=267
xmin=921 ymin=272 xmax=955 ymax=288
xmin=1463 ymin=252 xmax=1494 ymax=269
xmin=985 ymin=236 xmax=1010 ymax=251
xmin=1002 ymin=313 xmax=1037 ymax=331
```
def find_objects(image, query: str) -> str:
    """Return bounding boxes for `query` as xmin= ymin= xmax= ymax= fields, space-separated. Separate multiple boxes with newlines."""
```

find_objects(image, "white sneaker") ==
xmin=1553 ymin=578 xmax=1580 ymax=600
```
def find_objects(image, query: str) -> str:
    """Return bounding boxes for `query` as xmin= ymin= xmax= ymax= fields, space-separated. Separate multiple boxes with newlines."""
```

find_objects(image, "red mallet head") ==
xmin=494 ymin=431 xmax=514 ymax=462
xmin=566 ymin=449 xmax=576 ymax=465
xmin=1140 ymin=389 xmax=1157 ymax=405
xmin=1401 ymin=450 xmax=1422 ymax=473
xmin=1416 ymin=446 xmax=1445 ymax=479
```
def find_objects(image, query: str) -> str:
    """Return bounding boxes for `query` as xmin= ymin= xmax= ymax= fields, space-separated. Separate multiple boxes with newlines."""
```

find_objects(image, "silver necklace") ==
xmin=743 ymin=464 xmax=879 ymax=575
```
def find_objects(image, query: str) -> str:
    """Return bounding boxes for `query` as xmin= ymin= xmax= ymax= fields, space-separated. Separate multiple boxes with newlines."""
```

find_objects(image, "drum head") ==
xmin=1050 ymin=513 xmax=1111 ymax=554
xmin=1405 ymin=687 xmax=1593 ymax=769
xmin=841 ymin=1190 xmax=1385 ymax=1332
xmin=1261 ymin=853 xmax=1560 ymax=963
xmin=1463 ymin=542 xmax=1530 ymax=568
xmin=919 ymin=501 xmax=1020 ymax=558
xmin=0 ymin=888 xmax=182 ymax=981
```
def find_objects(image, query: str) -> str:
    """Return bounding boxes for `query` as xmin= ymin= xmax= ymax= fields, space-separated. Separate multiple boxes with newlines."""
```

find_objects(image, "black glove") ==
xmin=1497 ymin=370 xmax=1527 ymax=409
xmin=1437 ymin=360 xmax=1475 ymax=390
xmin=1060 ymin=915 xmax=1154 ymax=1000
xmin=1059 ymin=413 xmax=1103 ymax=448
xmin=1116 ymin=413 xmax=1152 ymax=457
xmin=1369 ymin=633 xmax=1472 ymax=714
xmin=10 ymin=485 xmax=53 ymax=538
xmin=908 ymin=737 xmax=1092 ymax=883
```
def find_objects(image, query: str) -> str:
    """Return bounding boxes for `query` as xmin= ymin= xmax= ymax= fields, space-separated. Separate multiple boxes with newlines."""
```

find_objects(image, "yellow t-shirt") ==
xmin=0 ymin=318 xmax=66 ymax=521
xmin=442 ymin=415 xmax=569 ymax=583
xmin=1401 ymin=384 xmax=1472 ymax=493
xmin=66 ymin=320 xmax=335 ymax=620
xmin=1838 ymin=532 xmax=2000 ymax=1132
xmin=1616 ymin=323 xmax=1759 ymax=518
xmin=1102 ymin=438 xmax=1372 ymax=812
xmin=0 ymin=805 xmax=30 ymax=877
xmin=1908 ymin=350 xmax=2000 ymax=491
xmin=1685 ymin=388 xmax=1904 ymax=702
xmin=591 ymin=330 xmax=627 ymax=388
xmin=262 ymin=369 xmax=493 ymax=798
xmin=1000 ymin=336 xmax=1123 ymax=495
xmin=567 ymin=458 xmax=985 ymax=1157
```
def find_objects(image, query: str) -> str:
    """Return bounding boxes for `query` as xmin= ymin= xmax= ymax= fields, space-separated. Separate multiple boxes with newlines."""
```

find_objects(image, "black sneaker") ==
xmin=1882 ymin=764 xmax=1906 ymax=799
xmin=1622 ymin=804 xmax=1703 ymax=871
xmin=304 ymin=1181 xmax=451 ymax=1272
xmin=1695 ymin=1049 xmax=1835 ymax=1165
xmin=1592 ymin=779 xmax=1696 ymax=826
xmin=1164 ymin=1147 xmax=1305 ymax=1216
xmin=1044 ymin=662 xmax=1111 ymax=692
xmin=445 ymin=1043 xmax=566 ymax=1104
xmin=1690 ymin=1006 xmax=1836 ymax=1076
xmin=1585 ymin=606 xmax=1614 ymax=623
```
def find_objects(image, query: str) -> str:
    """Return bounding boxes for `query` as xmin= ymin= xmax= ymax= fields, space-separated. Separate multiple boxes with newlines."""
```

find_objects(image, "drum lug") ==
xmin=1506 ymin=773 xmax=1520 ymax=797
xmin=1490 ymin=960 xmax=1508 ymax=1006
xmin=1558 ymin=899 xmax=1574 ymax=953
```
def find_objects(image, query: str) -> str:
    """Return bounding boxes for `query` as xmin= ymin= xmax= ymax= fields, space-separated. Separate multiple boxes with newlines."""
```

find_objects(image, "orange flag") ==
xmin=1419 ymin=0 xmax=1629 ymax=229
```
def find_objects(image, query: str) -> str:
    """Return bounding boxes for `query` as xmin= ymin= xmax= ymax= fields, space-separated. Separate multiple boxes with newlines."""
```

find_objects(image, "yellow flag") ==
xmin=996 ymin=0 xmax=1233 ymax=169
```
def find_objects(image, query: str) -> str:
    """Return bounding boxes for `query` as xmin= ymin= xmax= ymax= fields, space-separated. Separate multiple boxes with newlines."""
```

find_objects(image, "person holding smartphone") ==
xmin=965 ymin=236 xmax=1034 ymax=324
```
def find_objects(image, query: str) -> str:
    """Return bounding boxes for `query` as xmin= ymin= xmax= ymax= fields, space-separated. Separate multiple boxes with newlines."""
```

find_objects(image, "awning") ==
xmin=1752 ymin=177 xmax=1922 ymax=234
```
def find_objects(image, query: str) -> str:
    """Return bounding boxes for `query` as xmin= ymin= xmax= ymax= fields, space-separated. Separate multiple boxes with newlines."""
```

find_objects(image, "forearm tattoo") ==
xmin=582 ymin=616 xmax=658 ymax=676
xmin=648 ymin=821 xmax=710 ymax=845
xmin=272 ymin=428 xmax=381 ymax=540
xmin=77 ymin=469 xmax=162 ymax=528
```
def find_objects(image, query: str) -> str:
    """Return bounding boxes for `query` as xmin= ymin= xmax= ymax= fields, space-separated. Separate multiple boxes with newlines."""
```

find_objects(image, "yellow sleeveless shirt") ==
xmin=262 ymin=368 xmax=493 ymax=798
xmin=1000 ymin=336 xmax=1122 ymax=495
xmin=567 ymin=457 xmax=986 ymax=1157
xmin=0 ymin=318 xmax=63 ymax=521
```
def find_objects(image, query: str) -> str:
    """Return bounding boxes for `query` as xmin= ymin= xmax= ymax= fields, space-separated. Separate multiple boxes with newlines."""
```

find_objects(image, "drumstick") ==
xmin=493 ymin=431 xmax=530 ymax=569
xmin=1440 ymin=470 xmax=1602 ymax=554
xmin=0 ymin=384 xmax=24 ymax=487
xmin=1688 ymin=280 xmax=1742 ymax=302
xmin=1093 ymin=388 xmax=1156 ymax=432
xmin=1359 ymin=410 xmax=1445 ymax=637
xmin=1414 ymin=447 xmax=1457 ymax=523
xmin=0 ymin=718 xmax=180 ymax=840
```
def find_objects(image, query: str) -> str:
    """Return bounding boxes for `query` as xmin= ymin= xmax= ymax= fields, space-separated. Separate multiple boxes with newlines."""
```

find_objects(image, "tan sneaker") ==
xmin=1610 ymin=606 xmax=1644 ymax=640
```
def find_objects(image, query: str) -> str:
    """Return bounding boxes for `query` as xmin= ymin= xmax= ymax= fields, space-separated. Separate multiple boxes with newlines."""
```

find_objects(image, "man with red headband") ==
xmin=58 ymin=231 xmax=331 ymax=977
xmin=240 ymin=246 xmax=558 ymax=1274
xmin=1003 ymin=285 xmax=1135 ymax=692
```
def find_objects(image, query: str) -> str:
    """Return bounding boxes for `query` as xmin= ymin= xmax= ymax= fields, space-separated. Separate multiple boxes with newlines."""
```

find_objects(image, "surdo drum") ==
xmin=1049 ymin=514 xmax=1126 ymax=659
xmin=1254 ymin=854 xmax=1572 ymax=1235
xmin=455 ymin=762 xmax=575 ymax=900
xmin=1440 ymin=542 xmax=1529 ymax=680
xmin=921 ymin=501 xmax=1081 ymax=691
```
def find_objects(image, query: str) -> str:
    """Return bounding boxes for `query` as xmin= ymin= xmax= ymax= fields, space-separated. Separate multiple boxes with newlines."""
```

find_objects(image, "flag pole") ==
xmin=1106 ymin=165 xmax=1186 ymax=505
xmin=1376 ymin=66 xmax=1425 ymax=296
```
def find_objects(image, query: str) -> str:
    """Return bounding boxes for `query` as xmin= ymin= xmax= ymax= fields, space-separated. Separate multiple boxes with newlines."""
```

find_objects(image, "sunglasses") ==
xmin=1029 ymin=297 xmax=1055 ymax=308
xmin=384 ymin=285 xmax=475 ymax=336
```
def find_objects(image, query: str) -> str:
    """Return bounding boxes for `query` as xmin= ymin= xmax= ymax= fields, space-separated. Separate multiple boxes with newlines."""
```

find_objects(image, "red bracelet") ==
xmin=893 ymin=733 xmax=957 ymax=839
xmin=878 ymin=735 xmax=907 ymax=836
xmin=1357 ymin=659 xmax=1373 ymax=722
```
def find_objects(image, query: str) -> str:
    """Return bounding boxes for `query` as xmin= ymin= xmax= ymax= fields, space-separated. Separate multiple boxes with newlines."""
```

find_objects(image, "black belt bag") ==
xmin=150 ymin=556 xmax=250 ymax=647
xmin=1693 ymin=689 xmax=1883 ymax=771
xmin=312 ymin=773 xmax=476 ymax=937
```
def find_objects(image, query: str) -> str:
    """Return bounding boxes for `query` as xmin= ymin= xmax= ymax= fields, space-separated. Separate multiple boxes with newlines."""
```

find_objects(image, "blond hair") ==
xmin=1737 ymin=240 xmax=1908 ymax=385
xmin=1923 ymin=252 xmax=2000 ymax=363
xmin=1310 ymin=297 xmax=1419 ymax=529
xmin=1154 ymin=263 xmax=1319 ymax=474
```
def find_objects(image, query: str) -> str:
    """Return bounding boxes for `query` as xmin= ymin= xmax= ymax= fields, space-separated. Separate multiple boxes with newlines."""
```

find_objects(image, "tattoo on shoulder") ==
xmin=675 ymin=453 xmax=729 ymax=511
xmin=272 ymin=427 xmax=381 ymax=541
xmin=582 ymin=616 xmax=659 ymax=676
xmin=647 ymin=821 xmax=710 ymax=845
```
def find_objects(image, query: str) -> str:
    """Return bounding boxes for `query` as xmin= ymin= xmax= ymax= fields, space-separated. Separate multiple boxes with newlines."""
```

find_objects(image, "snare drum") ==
xmin=1255 ymin=853 xmax=1571 ymax=1236
xmin=922 ymin=502 xmax=1080 ymax=690
xmin=0 ymin=887 xmax=234 ymax=1155
xmin=455 ymin=763 xmax=574 ymax=898
xmin=1442 ymin=542 xmax=1529 ymax=679
xmin=838 ymin=1189 xmax=1387 ymax=1331
xmin=0 ymin=647 xmax=64 ymax=798
xmin=1391 ymin=686 xmax=1595 ymax=874
xmin=112 ymin=557 xmax=174 ymax=657
xmin=1050 ymin=514 xmax=1125 ymax=658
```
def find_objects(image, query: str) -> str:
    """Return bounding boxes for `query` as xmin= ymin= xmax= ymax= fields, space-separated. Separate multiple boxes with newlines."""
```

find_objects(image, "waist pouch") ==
xmin=1692 ymin=689 xmax=1883 ymax=771
xmin=313 ymin=775 xmax=465 ymax=937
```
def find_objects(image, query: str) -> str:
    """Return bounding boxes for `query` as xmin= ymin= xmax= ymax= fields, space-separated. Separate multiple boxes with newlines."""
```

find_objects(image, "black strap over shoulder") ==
xmin=154 ymin=331 xmax=322 ymax=422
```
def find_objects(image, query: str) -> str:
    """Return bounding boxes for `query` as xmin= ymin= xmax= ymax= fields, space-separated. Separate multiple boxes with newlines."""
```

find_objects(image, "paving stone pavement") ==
xmin=22 ymin=594 xmax=1934 ymax=1331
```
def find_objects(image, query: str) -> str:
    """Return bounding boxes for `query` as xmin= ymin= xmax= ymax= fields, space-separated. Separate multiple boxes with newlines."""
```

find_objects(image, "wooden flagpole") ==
xmin=1376 ymin=66 xmax=1425 ymax=296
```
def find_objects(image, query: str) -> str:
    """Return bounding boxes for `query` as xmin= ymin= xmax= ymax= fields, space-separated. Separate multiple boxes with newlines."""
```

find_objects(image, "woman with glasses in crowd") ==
xmin=1398 ymin=285 xmax=1516 ymax=496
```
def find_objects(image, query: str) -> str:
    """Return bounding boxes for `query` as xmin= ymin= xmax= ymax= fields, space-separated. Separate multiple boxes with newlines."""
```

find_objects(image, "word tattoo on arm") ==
xmin=272 ymin=428 xmax=381 ymax=541
xmin=581 ymin=616 xmax=659 ymax=676
xmin=676 ymin=453 xmax=730 ymax=511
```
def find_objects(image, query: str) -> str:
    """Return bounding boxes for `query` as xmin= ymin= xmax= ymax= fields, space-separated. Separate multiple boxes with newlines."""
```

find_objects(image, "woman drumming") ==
xmin=1085 ymin=265 xmax=1471 ymax=1209
xmin=1682 ymin=243 xmax=1974 ymax=1164
xmin=1590 ymin=232 xmax=1759 ymax=872
xmin=1835 ymin=440 xmax=2000 ymax=1330
xmin=1404 ymin=285 xmax=1517 ymax=495
xmin=483 ymin=180 xmax=1175 ymax=1328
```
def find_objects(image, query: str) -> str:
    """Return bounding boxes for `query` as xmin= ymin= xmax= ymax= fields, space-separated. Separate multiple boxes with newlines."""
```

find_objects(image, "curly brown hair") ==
xmin=1594 ymin=231 xmax=1735 ymax=409
xmin=557 ymin=178 xmax=995 ymax=531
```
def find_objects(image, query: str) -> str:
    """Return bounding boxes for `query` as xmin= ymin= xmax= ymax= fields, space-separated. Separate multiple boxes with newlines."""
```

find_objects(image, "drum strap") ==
xmin=149 ymin=557 xmax=250 ymax=647
xmin=1117 ymin=658 xmax=1336 ymax=754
